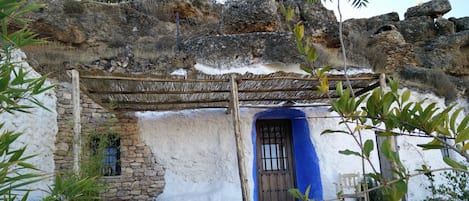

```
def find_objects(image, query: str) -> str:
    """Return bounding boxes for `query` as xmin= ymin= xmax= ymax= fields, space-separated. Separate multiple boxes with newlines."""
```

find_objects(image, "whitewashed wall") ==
xmin=137 ymin=87 xmax=468 ymax=201
xmin=0 ymin=50 xmax=57 ymax=200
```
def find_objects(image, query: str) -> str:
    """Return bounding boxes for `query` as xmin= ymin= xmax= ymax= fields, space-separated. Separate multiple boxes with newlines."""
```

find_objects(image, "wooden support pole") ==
xmin=71 ymin=70 xmax=82 ymax=175
xmin=378 ymin=73 xmax=404 ymax=200
xmin=380 ymin=73 xmax=398 ymax=171
xmin=230 ymin=74 xmax=250 ymax=201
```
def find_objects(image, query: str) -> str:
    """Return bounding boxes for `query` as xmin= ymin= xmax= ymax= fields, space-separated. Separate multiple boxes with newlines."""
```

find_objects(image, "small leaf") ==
xmin=321 ymin=129 xmax=349 ymax=135
xmin=339 ymin=149 xmax=362 ymax=158
xmin=364 ymin=139 xmax=374 ymax=158
xmin=304 ymin=185 xmax=311 ymax=199
xmin=443 ymin=157 xmax=467 ymax=170
xmin=318 ymin=75 xmax=329 ymax=94
xmin=401 ymin=89 xmax=410 ymax=104
xmin=458 ymin=115 xmax=469 ymax=133
xmin=450 ymin=108 xmax=463 ymax=134
xmin=336 ymin=81 xmax=343 ymax=97
xmin=417 ymin=144 xmax=445 ymax=150
xmin=455 ymin=128 xmax=469 ymax=143
xmin=288 ymin=188 xmax=303 ymax=199
xmin=300 ymin=64 xmax=314 ymax=76
xmin=461 ymin=143 xmax=469 ymax=152
xmin=395 ymin=180 xmax=408 ymax=194
xmin=417 ymin=139 xmax=444 ymax=150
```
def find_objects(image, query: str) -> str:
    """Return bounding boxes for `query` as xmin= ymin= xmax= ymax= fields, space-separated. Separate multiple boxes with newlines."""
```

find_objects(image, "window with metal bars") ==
xmin=261 ymin=144 xmax=288 ymax=171
xmin=90 ymin=135 xmax=121 ymax=176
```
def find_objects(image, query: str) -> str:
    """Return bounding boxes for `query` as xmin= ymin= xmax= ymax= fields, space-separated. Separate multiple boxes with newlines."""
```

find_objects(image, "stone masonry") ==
xmin=54 ymin=80 xmax=165 ymax=200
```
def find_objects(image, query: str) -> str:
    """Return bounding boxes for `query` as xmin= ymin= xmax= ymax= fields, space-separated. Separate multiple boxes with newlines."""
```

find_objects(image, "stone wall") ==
xmin=54 ymin=80 xmax=164 ymax=200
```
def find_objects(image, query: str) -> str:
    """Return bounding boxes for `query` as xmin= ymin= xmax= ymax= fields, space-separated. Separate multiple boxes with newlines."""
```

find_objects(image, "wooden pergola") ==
xmin=76 ymin=70 xmax=380 ymax=111
xmin=70 ymin=69 xmax=381 ymax=201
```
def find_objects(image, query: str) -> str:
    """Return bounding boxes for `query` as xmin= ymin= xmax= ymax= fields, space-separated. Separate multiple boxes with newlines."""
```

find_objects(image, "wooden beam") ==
xmin=71 ymin=70 xmax=82 ymax=175
xmin=81 ymin=75 xmax=229 ymax=83
xmin=239 ymin=74 xmax=379 ymax=81
xmin=230 ymin=74 xmax=250 ymax=201
xmin=87 ymin=86 xmax=370 ymax=95
xmin=80 ymin=73 xmax=378 ymax=83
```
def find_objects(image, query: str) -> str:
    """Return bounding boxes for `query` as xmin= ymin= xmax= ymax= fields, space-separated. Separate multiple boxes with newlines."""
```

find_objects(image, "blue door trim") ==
xmin=251 ymin=109 xmax=323 ymax=201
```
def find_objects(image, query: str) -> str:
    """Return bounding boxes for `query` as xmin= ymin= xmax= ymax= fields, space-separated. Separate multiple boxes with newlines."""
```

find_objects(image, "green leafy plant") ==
xmin=360 ymin=175 xmax=384 ymax=201
xmin=42 ymin=174 xmax=104 ymax=201
xmin=284 ymin=1 xmax=469 ymax=201
xmin=424 ymin=169 xmax=469 ymax=201
xmin=0 ymin=0 xmax=52 ymax=200
xmin=0 ymin=126 xmax=44 ymax=200
xmin=80 ymin=117 xmax=120 ymax=177
xmin=81 ymin=131 xmax=120 ymax=177
xmin=288 ymin=185 xmax=314 ymax=201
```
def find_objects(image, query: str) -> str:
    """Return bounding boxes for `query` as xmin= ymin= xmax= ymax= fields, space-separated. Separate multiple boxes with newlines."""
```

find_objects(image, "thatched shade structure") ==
xmin=72 ymin=69 xmax=382 ymax=201
xmin=77 ymin=70 xmax=381 ymax=112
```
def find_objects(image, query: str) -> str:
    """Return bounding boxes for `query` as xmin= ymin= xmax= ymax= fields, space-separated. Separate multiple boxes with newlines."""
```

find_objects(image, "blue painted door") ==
xmin=256 ymin=119 xmax=296 ymax=201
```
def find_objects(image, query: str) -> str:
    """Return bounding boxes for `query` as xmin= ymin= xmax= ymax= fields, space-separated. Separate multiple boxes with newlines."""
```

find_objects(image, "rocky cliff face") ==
xmin=24 ymin=0 xmax=469 ymax=102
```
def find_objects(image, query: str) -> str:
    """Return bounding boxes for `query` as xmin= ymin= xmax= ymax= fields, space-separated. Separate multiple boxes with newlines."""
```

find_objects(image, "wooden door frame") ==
xmin=255 ymin=119 xmax=297 ymax=201
xmin=251 ymin=109 xmax=323 ymax=201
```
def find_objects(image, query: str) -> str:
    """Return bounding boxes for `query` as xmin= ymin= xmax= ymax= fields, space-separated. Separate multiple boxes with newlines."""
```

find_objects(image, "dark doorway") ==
xmin=256 ymin=119 xmax=296 ymax=201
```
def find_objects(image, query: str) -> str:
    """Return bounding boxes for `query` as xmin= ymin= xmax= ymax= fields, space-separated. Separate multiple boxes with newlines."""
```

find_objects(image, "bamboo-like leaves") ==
xmin=0 ymin=127 xmax=44 ymax=199
xmin=43 ymin=174 xmax=105 ymax=201
xmin=349 ymin=0 xmax=369 ymax=8
xmin=0 ymin=1 xmax=49 ymax=200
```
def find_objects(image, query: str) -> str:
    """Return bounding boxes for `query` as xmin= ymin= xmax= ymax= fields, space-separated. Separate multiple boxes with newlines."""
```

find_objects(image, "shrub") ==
xmin=424 ymin=170 xmax=469 ymax=201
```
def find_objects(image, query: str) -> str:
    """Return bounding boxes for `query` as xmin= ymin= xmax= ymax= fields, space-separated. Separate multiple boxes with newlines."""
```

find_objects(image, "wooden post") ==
xmin=378 ymin=73 xmax=404 ymax=200
xmin=380 ymin=73 xmax=398 ymax=170
xmin=71 ymin=70 xmax=82 ymax=175
xmin=230 ymin=74 xmax=250 ymax=201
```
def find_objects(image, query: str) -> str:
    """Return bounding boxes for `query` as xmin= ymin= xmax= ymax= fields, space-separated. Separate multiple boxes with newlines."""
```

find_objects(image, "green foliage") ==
xmin=301 ymin=0 xmax=369 ymax=8
xmin=285 ymin=1 xmax=469 ymax=200
xmin=0 ymin=0 xmax=50 ymax=200
xmin=424 ymin=170 xmax=469 ymax=201
xmin=329 ymin=79 xmax=469 ymax=167
xmin=81 ymin=131 xmax=120 ymax=177
xmin=0 ymin=125 xmax=44 ymax=200
xmin=80 ymin=118 xmax=120 ymax=177
xmin=41 ymin=127 xmax=115 ymax=201
xmin=1 ymin=0 xmax=43 ymax=49
xmin=1 ymin=0 xmax=51 ymax=114
xmin=349 ymin=0 xmax=369 ymax=8
xmin=360 ymin=176 xmax=384 ymax=201
xmin=42 ymin=174 xmax=104 ymax=201
xmin=288 ymin=185 xmax=314 ymax=201
xmin=326 ymin=80 xmax=469 ymax=200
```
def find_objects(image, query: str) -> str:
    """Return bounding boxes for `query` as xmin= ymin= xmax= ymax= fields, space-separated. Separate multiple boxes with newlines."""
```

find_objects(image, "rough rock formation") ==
xmin=23 ymin=0 xmax=469 ymax=102
xmin=184 ymin=32 xmax=301 ymax=68
xmin=404 ymin=0 xmax=451 ymax=19
xmin=450 ymin=17 xmax=469 ymax=32
xmin=221 ymin=0 xmax=280 ymax=34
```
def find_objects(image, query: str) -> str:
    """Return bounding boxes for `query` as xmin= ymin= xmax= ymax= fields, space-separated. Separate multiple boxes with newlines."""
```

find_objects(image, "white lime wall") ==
xmin=0 ymin=50 xmax=57 ymax=200
xmin=137 ymin=88 xmax=468 ymax=201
